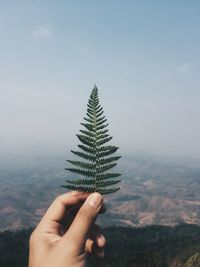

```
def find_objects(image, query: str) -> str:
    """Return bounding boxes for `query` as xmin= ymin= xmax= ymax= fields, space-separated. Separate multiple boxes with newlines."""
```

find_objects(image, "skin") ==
xmin=29 ymin=191 xmax=106 ymax=267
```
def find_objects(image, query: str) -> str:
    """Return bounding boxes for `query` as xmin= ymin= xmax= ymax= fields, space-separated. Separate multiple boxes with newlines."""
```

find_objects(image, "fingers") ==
xmin=85 ymin=224 xmax=106 ymax=258
xmin=62 ymin=193 xmax=103 ymax=250
xmin=38 ymin=191 xmax=89 ymax=231
xmin=85 ymin=240 xmax=105 ymax=259
xmin=90 ymin=224 xmax=106 ymax=248
xmin=94 ymin=246 xmax=105 ymax=259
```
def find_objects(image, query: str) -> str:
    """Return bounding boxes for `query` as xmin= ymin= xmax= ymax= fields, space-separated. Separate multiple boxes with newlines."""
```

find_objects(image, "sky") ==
xmin=0 ymin=1 xmax=200 ymax=158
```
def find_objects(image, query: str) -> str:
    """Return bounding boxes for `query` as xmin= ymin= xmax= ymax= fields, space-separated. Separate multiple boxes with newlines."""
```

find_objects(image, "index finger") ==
xmin=39 ymin=191 xmax=89 ymax=229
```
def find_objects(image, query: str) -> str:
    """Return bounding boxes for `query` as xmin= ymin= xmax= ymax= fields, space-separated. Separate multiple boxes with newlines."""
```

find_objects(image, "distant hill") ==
xmin=0 ymin=150 xmax=200 ymax=231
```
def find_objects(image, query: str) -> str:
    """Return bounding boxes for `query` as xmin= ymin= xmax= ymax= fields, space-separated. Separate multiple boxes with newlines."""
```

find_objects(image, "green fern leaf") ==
xmin=66 ymin=179 xmax=95 ymax=185
xmin=97 ymin=129 xmax=109 ymax=135
xmin=62 ymin=185 xmax=96 ymax=193
xmin=78 ymin=144 xmax=94 ymax=154
xmin=98 ymin=156 xmax=121 ymax=165
xmin=86 ymin=112 xmax=94 ymax=120
xmin=79 ymin=130 xmax=95 ymax=138
xmin=96 ymin=173 xmax=122 ymax=180
xmin=96 ymin=110 xmax=104 ymax=118
xmin=76 ymin=135 xmax=94 ymax=147
xmin=83 ymin=117 xmax=94 ymax=124
xmin=97 ymin=133 xmax=110 ymax=140
xmin=96 ymin=123 xmax=109 ymax=131
xmin=97 ymin=187 xmax=120 ymax=195
xmin=96 ymin=118 xmax=107 ymax=126
xmin=96 ymin=180 xmax=121 ymax=187
xmin=98 ymin=149 xmax=119 ymax=158
xmin=80 ymin=123 xmax=94 ymax=132
xmin=63 ymin=85 xmax=121 ymax=195
xmin=98 ymin=163 xmax=117 ymax=173
xmin=96 ymin=116 xmax=105 ymax=123
xmin=97 ymin=137 xmax=113 ymax=146
xmin=98 ymin=145 xmax=119 ymax=152
xmin=71 ymin=150 xmax=96 ymax=162
xmin=67 ymin=160 xmax=95 ymax=170
xmin=65 ymin=168 xmax=95 ymax=177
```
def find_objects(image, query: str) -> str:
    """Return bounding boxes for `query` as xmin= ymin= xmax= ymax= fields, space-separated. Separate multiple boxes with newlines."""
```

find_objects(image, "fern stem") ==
xmin=93 ymin=90 xmax=98 ymax=191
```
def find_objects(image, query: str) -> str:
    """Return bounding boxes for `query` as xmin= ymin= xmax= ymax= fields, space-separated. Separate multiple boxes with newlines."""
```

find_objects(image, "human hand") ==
xmin=29 ymin=191 xmax=106 ymax=267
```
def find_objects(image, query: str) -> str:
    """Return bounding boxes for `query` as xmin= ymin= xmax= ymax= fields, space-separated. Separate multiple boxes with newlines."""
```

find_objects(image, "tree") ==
xmin=62 ymin=85 xmax=121 ymax=194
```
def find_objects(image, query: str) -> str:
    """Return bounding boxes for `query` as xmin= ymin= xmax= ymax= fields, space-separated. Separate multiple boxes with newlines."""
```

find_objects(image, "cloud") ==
xmin=154 ymin=63 xmax=190 ymax=80
xmin=175 ymin=64 xmax=189 ymax=74
xmin=77 ymin=47 xmax=88 ymax=55
xmin=32 ymin=26 xmax=52 ymax=39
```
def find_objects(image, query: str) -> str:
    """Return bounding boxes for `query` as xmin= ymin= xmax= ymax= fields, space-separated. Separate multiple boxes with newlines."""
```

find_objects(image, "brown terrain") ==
xmin=0 ymin=150 xmax=200 ymax=231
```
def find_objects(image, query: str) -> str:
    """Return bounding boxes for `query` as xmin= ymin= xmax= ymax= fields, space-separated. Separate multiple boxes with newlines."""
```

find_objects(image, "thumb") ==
xmin=62 ymin=193 xmax=103 ymax=250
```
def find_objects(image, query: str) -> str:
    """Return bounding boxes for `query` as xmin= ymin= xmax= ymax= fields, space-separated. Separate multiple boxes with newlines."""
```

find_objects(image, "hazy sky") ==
xmin=1 ymin=1 xmax=200 ymax=158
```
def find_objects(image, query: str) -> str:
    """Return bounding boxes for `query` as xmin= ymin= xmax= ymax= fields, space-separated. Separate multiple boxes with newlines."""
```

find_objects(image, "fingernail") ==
xmin=97 ymin=234 xmax=105 ymax=242
xmin=86 ymin=193 xmax=102 ymax=208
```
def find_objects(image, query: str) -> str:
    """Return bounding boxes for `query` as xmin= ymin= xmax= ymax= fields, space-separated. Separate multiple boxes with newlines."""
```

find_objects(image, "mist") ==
xmin=1 ymin=1 xmax=200 ymax=159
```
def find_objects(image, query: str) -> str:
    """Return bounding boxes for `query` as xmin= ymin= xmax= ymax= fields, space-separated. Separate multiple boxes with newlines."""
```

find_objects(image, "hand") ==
xmin=29 ymin=191 xmax=106 ymax=267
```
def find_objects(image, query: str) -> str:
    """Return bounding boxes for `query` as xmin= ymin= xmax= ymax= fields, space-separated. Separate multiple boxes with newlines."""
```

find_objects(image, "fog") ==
xmin=1 ymin=84 xmax=200 ymax=159
xmin=1 ymin=1 xmax=200 ymax=159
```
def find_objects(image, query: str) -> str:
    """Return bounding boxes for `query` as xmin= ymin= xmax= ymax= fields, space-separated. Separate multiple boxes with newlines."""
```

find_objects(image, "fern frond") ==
xmin=98 ymin=149 xmax=119 ymax=158
xmin=80 ymin=123 xmax=94 ymax=132
xmin=98 ymin=145 xmax=119 ymax=152
xmin=98 ymin=163 xmax=117 ymax=173
xmin=98 ymin=156 xmax=121 ymax=165
xmin=86 ymin=112 xmax=94 ymax=120
xmin=96 ymin=173 xmax=122 ymax=180
xmin=78 ymin=144 xmax=94 ymax=154
xmin=63 ymin=85 xmax=121 ymax=195
xmin=83 ymin=117 xmax=94 ymax=123
xmin=96 ymin=110 xmax=104 ymax=118
xmin=96 ymin=123 xmax=109 ymax=131
xmin=97 ymin=187 xmax=120 ymax=195
xmin=97 ymin=133 xmax=110 ymax=140
xmin=97 ymin=129 xmax=109 ymax=135
xmin=97 ymin=136 xmax=113 ymax=146
xmin=87 ymin=108 xmax=94 ymax=115
xmin=62 ymin=185 xmax=96 ymax=193
xmin=96 ymin=118 xmax=107 ymax=126
xmin=71 ymin=150 xmax=96 ymax=162
xmin=66 ymin=179 xmax=95 ymax=185
xmin=79 ymin=130 xmax=95 ymax=138
xmin=67 ymin=160 xmax=95 ymax=170
xmin=76 ymin=135 xmax=94 ymax=147
xmin=65 ymin=168 xmax=95 ymax=177
xmin=96 ymin=105 xmax=103 ymax=112
xmin=96 ymin=180 xmax=121 ymax=187
xmin=96 ymin=116 xmax=105 ymax=122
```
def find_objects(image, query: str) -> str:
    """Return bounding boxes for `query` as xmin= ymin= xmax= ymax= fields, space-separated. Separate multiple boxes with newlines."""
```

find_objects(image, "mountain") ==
xmin=0 ymin=149 xmax=200 ymax=231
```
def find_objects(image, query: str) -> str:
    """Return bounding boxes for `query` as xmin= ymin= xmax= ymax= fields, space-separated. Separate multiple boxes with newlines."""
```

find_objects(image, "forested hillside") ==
xmin=1 ymin=224 xmax=200 ymax=267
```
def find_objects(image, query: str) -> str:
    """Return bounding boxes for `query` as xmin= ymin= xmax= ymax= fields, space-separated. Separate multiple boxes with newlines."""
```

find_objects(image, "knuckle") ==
xmin=54 ymin=195 xmax=65 ymax=207
xmin=55 ymin=195 xmax=63 ymax=204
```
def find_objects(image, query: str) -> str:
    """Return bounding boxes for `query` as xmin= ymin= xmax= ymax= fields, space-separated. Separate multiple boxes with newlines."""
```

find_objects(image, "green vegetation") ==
xmin=62 ymin=86 xmax=121 ymax=194
xmin=1 ymin=225 xmax=200 ymax=267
